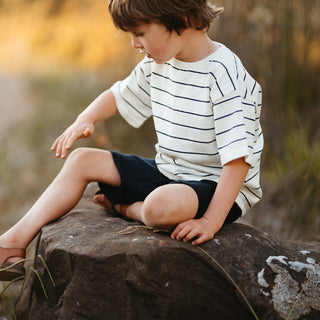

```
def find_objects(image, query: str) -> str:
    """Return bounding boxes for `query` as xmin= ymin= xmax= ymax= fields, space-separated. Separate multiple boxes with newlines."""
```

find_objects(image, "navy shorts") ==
xmin=98 ymin=151 xmax=241 ymax=223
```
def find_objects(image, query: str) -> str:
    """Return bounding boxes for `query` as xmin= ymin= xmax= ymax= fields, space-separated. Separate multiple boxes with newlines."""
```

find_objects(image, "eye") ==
xmin=134 ymin=32 xmax=144 ymax=37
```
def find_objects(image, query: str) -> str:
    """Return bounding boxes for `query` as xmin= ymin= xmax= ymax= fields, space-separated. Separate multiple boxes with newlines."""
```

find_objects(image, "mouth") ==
xmin=140 ymin=49 xmax=151 ymax=59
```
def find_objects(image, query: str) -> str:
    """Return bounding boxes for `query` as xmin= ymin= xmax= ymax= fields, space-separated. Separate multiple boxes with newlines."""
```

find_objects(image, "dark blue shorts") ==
xmin=98 ymin=151 xmax=241 ymax=223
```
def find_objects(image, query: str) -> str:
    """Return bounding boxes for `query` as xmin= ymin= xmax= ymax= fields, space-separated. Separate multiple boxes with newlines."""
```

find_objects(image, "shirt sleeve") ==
xmin=110 ymin=57 xmax=153 ymax=128
xmin=211 ymin=63 xmax=261 ymax=166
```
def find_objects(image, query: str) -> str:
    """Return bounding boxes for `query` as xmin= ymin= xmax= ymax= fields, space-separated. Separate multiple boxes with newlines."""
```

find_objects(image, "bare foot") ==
xmin=92 ymin=193 xmax=130 ymax=219
xmin=92 ymin=193 xmax=112 ymax=211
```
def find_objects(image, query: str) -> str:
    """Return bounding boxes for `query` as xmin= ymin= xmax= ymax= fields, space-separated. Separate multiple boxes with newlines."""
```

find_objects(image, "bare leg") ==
xmin=118 ymin=184 xmax=199 ymax=229
xmin=0 ymin=148 xmax=120 ymax=258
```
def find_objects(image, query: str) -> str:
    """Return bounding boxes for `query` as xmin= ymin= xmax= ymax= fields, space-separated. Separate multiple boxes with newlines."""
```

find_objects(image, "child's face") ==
xmin=129 ymin=23 xmax=182 ymax=64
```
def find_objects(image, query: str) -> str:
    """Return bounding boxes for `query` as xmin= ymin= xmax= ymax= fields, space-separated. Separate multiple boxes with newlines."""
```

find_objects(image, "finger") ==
xmin=55 ymin=135 xmax=67 ymax=158
xmin=83 ymin=127 xmax=92 ymax=138
xmin=182 ymin=228 xmax=201 ymax=243
xmin=171 ymin=223 xmax=189 ymax=240
xmin=175 ymin=225 xmax=194 ymax=241
xmin=65 ymin=134 xmax=75 ymax=150
xmin=192 ymin=234 xmax=209 ymax=246
xmin=51 ymin=135 xmax=61 ymax=152
xmin=60 ymin=134 xmax=74 ymax=159
xmin=171 ymin=224 xmax=184 ymax=239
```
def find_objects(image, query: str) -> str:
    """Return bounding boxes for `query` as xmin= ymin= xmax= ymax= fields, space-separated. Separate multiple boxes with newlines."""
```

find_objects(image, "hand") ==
xmin=51 ymin=120 xmax=94 ymax=159
xmin=171 ymin=217 xmax=219 ymax=245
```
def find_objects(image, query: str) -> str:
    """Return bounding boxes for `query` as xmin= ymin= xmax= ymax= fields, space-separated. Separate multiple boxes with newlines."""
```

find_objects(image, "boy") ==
xmin=0 ymin=0 xmax=263 ymax=281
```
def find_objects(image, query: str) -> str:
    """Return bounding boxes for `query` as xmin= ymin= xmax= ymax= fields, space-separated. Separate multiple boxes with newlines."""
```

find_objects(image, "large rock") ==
xmin=17 ymin=183 xmax=320 ymax=320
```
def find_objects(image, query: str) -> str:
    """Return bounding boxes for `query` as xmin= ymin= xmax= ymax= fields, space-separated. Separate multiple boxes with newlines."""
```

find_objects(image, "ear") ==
xmin=183 ymin=16 xmax=191 ymax=27
xmin=177 ymin=17 xmax=189 ymax=36
xmin=177 ymin=28 xmax=187 ymax=36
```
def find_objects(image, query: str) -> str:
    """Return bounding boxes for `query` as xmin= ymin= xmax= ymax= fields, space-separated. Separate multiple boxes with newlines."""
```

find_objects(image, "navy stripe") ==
xmin=137 ymin=67 xmax=146 ymax=78
xmin=134 ymin=70 xmax=150 ymax=97
xmin=209 ymin=72 xmax=224 ymax=97
xmin=126 ymin=85 xmax=151 ymax=109
xmin=215 ymin=109 xmax=242 ymax=121
xmin=244 ymin=87 xmax=248 ymax=99
xmin=137 ymin=67 xmax=151 ymax=80
xmin=152 ymin=72 xmax=210 ymax=90
xmin=214 ymin=95 xmax=241 ymax=106
xmin=151 ymin=85 xmax=210 ymax=103
xmin=177 ymin=172 xmax=220 ymax=178
xmin=154 ymin=170 xmax=220 ymax=179
xmin=216 ymin=123 xmax=245 ymax=136
xmin=210 ymin=60 xmax=236 ymax=90
xmin=119 ymin=92 xmax=149 ymax=119
xmin=242 ymin=101 xmax=255 ymax=107
xmin=165 ymin=62 xmax=209 ymax=75
xmin=156 ymin=130 xmax=216 ymax=144
xmin=245 ymin=186 xmax=262 ymax=200
xmin=243 ymin=71 xmax=247 ymax=82
xmin=244 ymin=116 xmax=255 ymax=122
xmin=245 ymin=171 xmax=259 ymax=183
xmin=199 ymin=164 xmax=223 ymax=170
xmin=152 ymin=99 xmax=213 ymax=118
xmin=240 ymin=191 xmax=252 ymax=208
xmin=159 ymin=145 xmax=219 ymax=156
xmin=251 ymin=81 xmax=257 ymax=95
xmin=154 ymin=115 xmax=214 ymax=131
xmin=142 ymin=59 xmax=153 ymax=65
xmin=137 ymin=83 xmax=150 ymax=97
xmin=253 ymin=148 xmax=263 ymax=155
xmin=218 ymin=137 xmax=247 ymax=150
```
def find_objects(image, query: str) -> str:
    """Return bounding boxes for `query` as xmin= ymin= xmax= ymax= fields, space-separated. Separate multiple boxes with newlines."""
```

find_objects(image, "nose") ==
xmin=131 ymin=34 xmax=141 ymax=49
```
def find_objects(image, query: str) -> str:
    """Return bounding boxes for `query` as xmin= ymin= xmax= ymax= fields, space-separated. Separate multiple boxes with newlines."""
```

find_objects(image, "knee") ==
xmin=67 ymin=148 xmax=91 ymax=165
xmin=67 ymin=148 xmax=112 ymax=164
xmin=141 ymin=190 xmax=174 ymax=227
xmin=65 ymin=148 xmax=113 ymax=175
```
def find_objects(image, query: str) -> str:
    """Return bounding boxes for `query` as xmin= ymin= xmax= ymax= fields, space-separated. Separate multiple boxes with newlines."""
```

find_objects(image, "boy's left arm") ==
xmin=171 ymin=157 xmax=250 ymax=245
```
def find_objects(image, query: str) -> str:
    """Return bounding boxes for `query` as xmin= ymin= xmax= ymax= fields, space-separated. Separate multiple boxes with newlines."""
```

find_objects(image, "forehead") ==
xmin=128 ymin=22 xmax=166 ymax=34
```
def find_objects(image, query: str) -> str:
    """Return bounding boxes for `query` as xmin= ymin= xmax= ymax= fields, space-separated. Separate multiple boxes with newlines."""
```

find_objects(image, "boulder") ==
xmin=17 ymin=183 xmax=320 ymax=320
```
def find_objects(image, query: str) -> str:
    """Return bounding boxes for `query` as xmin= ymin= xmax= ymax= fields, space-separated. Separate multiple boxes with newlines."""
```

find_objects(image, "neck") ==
xmin=175 ymin=29 xmax=219 ymax=62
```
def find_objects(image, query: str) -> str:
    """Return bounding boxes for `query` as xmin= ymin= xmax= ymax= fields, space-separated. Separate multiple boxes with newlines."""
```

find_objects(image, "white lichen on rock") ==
xmin=257 ymin=254 xmax=320 ymax=319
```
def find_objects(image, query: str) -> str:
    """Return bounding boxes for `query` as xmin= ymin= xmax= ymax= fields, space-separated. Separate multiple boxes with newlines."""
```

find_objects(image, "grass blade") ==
xmin=37 ymin=255 xmax=56 ymax=287
xmin=0 ymin=259 xmax=30 ymax=272
xmin=29 ymin=267 xmax=48 ymax=299
xmin=286 ymin=262 xmax=320 ymax=320
xmin=197 ymin=246 xmax=259 ymax=320
xmin=0 ymin=277 xmax=25 ymax=296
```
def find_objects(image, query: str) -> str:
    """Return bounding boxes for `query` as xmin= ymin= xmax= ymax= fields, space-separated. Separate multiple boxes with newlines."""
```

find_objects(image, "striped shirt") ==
xmin=110 ymin=43 xmax=263 ymax=215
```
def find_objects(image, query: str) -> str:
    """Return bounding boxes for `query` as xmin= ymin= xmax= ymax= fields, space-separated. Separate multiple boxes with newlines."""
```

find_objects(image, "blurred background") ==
xmin=0 ymin=0 xmax=319 ymax=244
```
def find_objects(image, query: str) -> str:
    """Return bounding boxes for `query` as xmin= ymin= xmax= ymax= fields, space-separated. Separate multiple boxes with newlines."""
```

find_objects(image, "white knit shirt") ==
xmin=110 ymin=43 xmax=263 ymax=215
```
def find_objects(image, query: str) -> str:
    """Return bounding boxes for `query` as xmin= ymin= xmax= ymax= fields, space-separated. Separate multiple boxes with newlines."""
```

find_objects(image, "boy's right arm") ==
xmin=51 ymin=89 xmax=118 ymax=159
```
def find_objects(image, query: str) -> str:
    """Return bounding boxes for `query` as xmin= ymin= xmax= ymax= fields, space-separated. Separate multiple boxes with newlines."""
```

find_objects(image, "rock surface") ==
xmin=18 ymin=183 xmax=320 ymax=320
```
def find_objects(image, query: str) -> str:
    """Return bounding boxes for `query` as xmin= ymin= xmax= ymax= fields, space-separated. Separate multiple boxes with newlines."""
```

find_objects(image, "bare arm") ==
xmin=171 ymin=157 xmax=250 ymax=245
xmin=51 ymin=89 xmax=117 ymax=159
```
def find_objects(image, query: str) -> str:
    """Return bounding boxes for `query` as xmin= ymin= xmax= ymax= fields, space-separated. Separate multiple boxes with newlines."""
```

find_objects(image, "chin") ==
xmin=154 ymin=60 xmax=166 ymax=64
xmin=153 ymin=57 xmax=169 ymax=64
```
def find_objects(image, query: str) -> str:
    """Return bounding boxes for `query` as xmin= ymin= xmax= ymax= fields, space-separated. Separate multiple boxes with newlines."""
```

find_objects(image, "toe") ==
xmin=93 ymin=194 xmax=106 ymax=204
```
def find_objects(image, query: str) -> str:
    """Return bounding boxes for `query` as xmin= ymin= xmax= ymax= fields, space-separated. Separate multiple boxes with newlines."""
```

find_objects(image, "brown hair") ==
xmin=108 ymin=0 xmax=223 ymax=34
